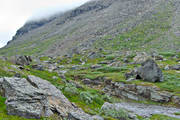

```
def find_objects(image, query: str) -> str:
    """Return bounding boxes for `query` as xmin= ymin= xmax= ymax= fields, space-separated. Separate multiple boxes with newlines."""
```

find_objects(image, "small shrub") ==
xmin=102 ymin=94 xmax=113 ymax=103
xmin=101 ymin=107 xmax=129 ymax=120
xmin=105 ymin=55 xmax=116 ymax=60
xmin=92 ymin=95 xmax=104 ymax=105
xmin=80 ymin=92 xmax=93 ymax=104
xmin=64 ymin=87 xmax=79 ymax=96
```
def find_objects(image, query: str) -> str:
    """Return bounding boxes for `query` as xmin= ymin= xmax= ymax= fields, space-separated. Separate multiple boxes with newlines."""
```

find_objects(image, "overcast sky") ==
xmin=0 ymin=0 xmax=90 ymax=48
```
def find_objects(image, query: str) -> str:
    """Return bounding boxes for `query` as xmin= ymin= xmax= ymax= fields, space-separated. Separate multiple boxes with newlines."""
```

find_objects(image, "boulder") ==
xmin=15 ymin=56 xmax=32 ymax=66
xmin=31 ymin=64 xmax=44 ymax=71
xmin=137 ymin=59 xmax=163 ymax=82
xmin=2 ymin=76 xmax=75 ymax=119
xmin=150 ymin=91 xmax=172 ymax=102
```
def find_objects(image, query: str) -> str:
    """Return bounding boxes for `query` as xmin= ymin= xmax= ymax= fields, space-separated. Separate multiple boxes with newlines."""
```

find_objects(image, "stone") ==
xmin=102 ymin=102 xmax=180 ymax=119
xmin=137 ymin=59 xmax=163 ymax=82
xmin=126 ymin=78 xmax=136 ymax=82
xmin=108 ymin=61 xmax=122 ymax=67
xmin=52 ymin=76 xmax=58 ymax=80
xmin=71 ymin=65 xmax=80 ymax=70
xmin=164 ymin=65 xmax=170 ymax=70
xmin=87 ymin=52 xmax=101 ymax=59
xmin=2 ymin=76 xmax=75 ymax=119
xmin=0 ymin=78 xmax=4 ymax=96
xmin=123 ymin=58 xmax=129 ymax=63
xmin=15 ymin=55 xmax=32 ymax=66
xmin=172 ymin=96 xmax=180 ymax=107
xmin=14 ymin=73 xmax=21 ymax=78
xmin=150 ymin=91 xmax=172 ymax=102
xmin=133 ymin=52 xmax=150 ymax=64
xmin=152 ymin=53 xmax=164 ymax=61
xmin=170 ymin=65 xmax=180 ymax=70
xmin=31 ymin=64 xmax=44 ymax=71
xmin=91 ymin=64 xmax=102 ymax=69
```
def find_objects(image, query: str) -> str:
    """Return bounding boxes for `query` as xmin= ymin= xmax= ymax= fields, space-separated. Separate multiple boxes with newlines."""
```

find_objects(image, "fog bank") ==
xmin=0 ymin=0 xmax=90 ymax=48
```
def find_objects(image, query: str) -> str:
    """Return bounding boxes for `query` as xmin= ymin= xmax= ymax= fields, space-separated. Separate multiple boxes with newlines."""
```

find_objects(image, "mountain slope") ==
xmin=0 ymin=0 xmax=180 ymax=56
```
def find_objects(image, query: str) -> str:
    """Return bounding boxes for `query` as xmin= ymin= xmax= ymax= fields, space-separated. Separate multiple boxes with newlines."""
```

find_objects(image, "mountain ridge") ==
xmin=0 ymin=0 xmax=180 ymax=57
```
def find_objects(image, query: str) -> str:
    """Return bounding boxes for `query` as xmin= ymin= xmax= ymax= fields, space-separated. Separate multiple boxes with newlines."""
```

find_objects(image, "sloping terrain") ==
xmin=0 ymin=0 xmax=179 ymax=56
xmin=0 ymin=0 xmax=180 ymax=120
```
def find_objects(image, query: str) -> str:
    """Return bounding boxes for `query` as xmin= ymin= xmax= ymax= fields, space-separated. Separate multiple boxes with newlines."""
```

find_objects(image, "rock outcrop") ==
xmin=15 ymin=56 xmax=32 ymax=66
xmin=137 ymin=59 xmax=163 ymax=82
xmin=103 ymin=81 xmax=180 ymax=105
xmin=101 ymin=102 xmax=180 ymax=118
xmin=1 ymin=75 xmax=103 ymax=119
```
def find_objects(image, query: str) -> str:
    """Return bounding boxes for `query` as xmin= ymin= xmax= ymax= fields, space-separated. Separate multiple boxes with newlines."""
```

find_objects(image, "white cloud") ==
xmin=0 ymin=0 xmax=90 ymax=48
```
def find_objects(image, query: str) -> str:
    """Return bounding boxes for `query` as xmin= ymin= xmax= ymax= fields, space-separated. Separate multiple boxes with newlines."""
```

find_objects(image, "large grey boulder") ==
xmin=137 ymin=59 xmax=163 ymax=82
xmin=2 ymin=76 xmax=75 ymax=119
xmin=2 ymin=75 xmax=102 ymax=119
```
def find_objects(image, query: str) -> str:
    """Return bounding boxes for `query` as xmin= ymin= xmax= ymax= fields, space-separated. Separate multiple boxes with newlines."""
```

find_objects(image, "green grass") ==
xmin=94 ymin=0 xmax=175 ymax=53
xmin=149 ymin=114 xmax=180 ymax=120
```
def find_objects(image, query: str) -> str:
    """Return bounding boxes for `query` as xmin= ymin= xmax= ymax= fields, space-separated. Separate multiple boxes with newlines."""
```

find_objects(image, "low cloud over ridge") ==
xmin=0 ymin=0 xmax=90 ymax=48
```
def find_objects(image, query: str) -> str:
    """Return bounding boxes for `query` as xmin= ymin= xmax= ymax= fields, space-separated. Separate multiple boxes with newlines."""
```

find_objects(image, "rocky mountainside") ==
xmin=0 ymin=0 xmax=180 ymax=120
xmin=0 ymin=0 xmax=180 ymax=56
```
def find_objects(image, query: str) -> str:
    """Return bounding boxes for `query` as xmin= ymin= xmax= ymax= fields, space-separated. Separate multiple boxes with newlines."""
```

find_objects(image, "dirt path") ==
xmin=113 ymin=102 xmax=180 ymax=119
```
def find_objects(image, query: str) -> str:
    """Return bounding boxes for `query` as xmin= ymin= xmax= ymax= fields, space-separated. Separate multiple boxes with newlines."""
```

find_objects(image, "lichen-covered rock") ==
xmin=137 ymin=59 xmax=163 ymax=82
xmin=150 ymin=91 xmax=172 ymax=102
xmin=2 ymin=76 xmax=75 ymax=119
xmin=2 ymin=75 xmax=101 ymax=119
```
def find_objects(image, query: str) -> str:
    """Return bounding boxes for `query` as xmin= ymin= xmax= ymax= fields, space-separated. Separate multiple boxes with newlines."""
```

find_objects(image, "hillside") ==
xmin=0 ymin=0 xmax=179 ymax=56
xmin=0 ymin=0 xmax=180 ymax=120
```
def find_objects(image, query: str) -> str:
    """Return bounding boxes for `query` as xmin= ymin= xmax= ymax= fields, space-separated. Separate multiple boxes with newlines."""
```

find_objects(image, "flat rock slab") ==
xmin=111 ymin=102 xmax=180 ymax=118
